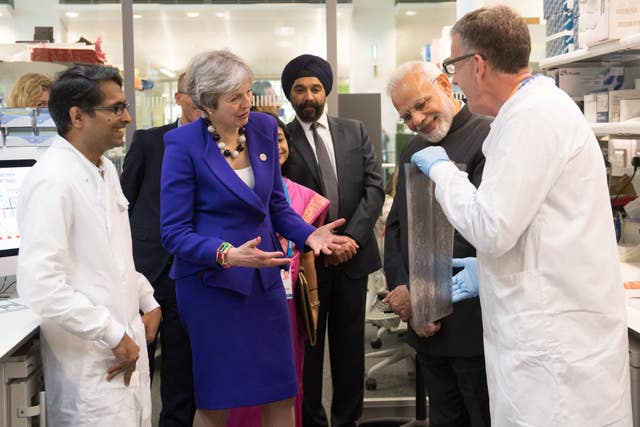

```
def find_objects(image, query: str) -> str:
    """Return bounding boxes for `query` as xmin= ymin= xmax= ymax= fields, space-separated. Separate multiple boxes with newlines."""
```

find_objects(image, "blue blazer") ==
xmin=160 ymin=112 xmax=315 ymax=296
xmin=121 ymin=120 xmax=177 ymax=285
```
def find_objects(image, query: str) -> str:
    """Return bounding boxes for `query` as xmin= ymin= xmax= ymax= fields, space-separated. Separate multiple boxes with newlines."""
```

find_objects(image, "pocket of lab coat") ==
xmin=81 ymin=321 xmax=150 ymax=424
xmin=486 ymin=269 xmax=548 ymax=352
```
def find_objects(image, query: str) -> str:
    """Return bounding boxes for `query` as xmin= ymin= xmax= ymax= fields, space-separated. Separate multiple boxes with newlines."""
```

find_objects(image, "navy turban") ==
xmin=281 ymin=54 xmax=333 ymax=101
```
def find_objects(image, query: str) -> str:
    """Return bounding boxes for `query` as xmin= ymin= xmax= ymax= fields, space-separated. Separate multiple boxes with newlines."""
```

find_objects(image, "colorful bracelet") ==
xmin=216 ymin=242 xmax=233 ymax=268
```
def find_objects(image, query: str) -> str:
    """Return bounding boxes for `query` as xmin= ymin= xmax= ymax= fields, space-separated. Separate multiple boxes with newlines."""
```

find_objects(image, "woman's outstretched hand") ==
xmin=305 ymin=218 xmax=348 ymax=256
xmin=226 ymin=236 xmax=291 ymax=268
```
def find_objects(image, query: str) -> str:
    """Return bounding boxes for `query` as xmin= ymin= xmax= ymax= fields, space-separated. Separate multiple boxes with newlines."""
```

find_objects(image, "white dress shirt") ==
xmin=296 ymin=112 xmax=338 ymax=180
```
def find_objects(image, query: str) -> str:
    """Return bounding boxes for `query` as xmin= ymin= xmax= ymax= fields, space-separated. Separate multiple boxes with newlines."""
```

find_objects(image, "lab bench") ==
xmin=620 ymin=262 xmax=640 ymax=427
xmin=0 ymin=299 xmax=43 ymax=427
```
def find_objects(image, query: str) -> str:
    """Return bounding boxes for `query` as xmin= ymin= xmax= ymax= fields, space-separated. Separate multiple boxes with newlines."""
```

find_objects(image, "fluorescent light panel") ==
xmin=159 ymin=68 xmax=176 ymax=78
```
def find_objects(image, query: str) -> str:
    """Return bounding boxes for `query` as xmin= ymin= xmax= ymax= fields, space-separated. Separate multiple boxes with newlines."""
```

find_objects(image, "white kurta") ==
xmin=17 ymin=136 xmax=159 ymax=427
xmin=429 ymin=76 xmax=632 ymax=426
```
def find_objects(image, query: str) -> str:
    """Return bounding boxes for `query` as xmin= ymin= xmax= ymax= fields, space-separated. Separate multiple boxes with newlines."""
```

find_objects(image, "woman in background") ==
xmin=276 ymin=117 xmax=330 ymax=418
xmin=7 ymin=73 xmax=52 ymax=108
xmin=227 ymin=117 xmax=329 ymax=427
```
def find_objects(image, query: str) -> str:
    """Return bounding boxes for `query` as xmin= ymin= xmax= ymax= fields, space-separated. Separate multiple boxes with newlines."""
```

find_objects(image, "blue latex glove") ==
xmin=410 ymin=146 xmax=450 ymax=178
xmin=451 ymin=257 xmax=479 ymax=303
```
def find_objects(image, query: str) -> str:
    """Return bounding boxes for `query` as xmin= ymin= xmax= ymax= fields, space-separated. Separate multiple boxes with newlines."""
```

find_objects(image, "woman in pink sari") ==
xmin=226 ymin=116 xmax=329 ymax=427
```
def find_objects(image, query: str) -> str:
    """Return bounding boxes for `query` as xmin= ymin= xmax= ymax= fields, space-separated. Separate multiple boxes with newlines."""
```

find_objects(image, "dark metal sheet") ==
xmin=405 ymin=163 xmax=454 ymax=327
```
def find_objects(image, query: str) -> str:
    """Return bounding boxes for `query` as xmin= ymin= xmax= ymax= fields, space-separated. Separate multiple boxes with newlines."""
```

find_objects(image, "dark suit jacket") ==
xmin=384 ymin=105 xmax=490 ymax=357
xmin=160 ymin=112 xmax=316 ymax=296
xmin=285 ymin=116 xmax=384 ymax=278
xmin=121 ymin=120 xmax=178 ymax=285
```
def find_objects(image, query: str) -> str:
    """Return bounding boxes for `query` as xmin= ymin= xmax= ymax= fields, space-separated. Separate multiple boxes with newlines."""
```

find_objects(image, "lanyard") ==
xmin=281 ymin=178 xmax=294 ymax=258
xmin=516 ymin=74 xmax=538 ymax=92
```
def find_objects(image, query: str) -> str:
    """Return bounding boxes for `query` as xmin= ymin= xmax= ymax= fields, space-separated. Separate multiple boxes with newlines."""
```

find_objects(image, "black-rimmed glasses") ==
xmin=91 ymin=102 xmax=129 ymax=116
xmin=441 ymin=53 xmax=484 ymax=76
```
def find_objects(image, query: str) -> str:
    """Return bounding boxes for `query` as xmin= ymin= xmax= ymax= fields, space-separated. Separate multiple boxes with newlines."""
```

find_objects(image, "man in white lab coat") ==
xmin=411 ymin=5 xmax=632 ymax=426
xmin=17 ymin=64 xmax=161 ymax=427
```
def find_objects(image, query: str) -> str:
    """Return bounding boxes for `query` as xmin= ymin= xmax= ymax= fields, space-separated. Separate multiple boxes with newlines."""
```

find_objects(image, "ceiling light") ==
xmin=186 ymin=12 xmax=200 ymax=18
xmin=405 ymin=10 xmax=417 ymax=16
xmin=133 ymin=14 xmax=142 ymax=19
xmin=275 ymin=26 xmax=294 ymax=37
xmin=65 ymin=12 xmax=79 ymax=18
xmin=159 ymin=68 xmax=176 ymax=78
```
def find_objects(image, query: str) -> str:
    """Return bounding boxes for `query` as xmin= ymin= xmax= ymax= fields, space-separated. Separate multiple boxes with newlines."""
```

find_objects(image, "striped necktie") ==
xmin=311 ymin=122 xmax=339 ymax=220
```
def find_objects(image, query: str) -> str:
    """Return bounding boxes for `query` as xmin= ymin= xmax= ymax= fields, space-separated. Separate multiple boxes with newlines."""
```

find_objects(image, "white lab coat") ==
xmin=429 ymin=76 xmax=632 ymax=426
xmin=17 ymin=136 xmax=159 ymax=427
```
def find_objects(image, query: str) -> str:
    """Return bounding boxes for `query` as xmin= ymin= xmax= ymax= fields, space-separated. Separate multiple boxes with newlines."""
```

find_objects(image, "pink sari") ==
xmin=226 ymin=178 xmax=329 ymax=427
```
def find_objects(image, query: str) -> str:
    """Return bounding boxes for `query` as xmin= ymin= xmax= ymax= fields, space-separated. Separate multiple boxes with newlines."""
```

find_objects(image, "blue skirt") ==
xmin=176 ymin=272 xmax=298 ymax=409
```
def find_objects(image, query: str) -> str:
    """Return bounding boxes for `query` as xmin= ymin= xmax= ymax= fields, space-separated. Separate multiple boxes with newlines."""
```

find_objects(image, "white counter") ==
xmin=0 ymin=298 xmax=40 ymax=359
xmin=621 ymin=262 xmax=640 ymax=334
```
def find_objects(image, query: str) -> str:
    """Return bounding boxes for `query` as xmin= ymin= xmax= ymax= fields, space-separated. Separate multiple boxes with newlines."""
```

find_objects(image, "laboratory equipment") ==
xmin=0 ymin=160 xmax=36 ymax=277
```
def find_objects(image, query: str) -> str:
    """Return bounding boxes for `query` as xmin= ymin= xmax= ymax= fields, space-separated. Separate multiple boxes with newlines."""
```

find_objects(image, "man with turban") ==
xmin=281 ymin=54 xmax=384 ymax=427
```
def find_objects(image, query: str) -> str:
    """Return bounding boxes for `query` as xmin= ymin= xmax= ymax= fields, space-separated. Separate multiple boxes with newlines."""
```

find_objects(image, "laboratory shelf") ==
xmin=539 ymin=34 xmax=640 ymax=69
xmin=592 ymin=120 xmax=640 ymax=137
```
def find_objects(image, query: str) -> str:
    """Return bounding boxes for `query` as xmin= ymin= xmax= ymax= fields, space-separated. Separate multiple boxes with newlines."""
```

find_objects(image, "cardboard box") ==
xmin=545 ymin=0 xmax=579 ymax=19
xmin=608 ymin=89 xmax=640 ymax=122
xmin=546 ymin=10 xmax=579 ymax=35
xmin=579 ymin=0 xmax=640 ymax=47
xmin=546 ymin=11 xmax=580 ymax=57
xmin=545 ymin=1 xmax=581 ymax=58
xmin=584 ymin=92 xmax=609 ymax=122
xmin=30 ymin=47 xmax=103 ymax=64
xmin=549 ymin=65 xmax=624 ymax=98
xmin=584 ymin=93 xmax=597 ymax=122
xmin=620 ymin=99 xmax=640 ymax=121
xmin=546 ymin=34 xmax=579 ymax=57
xmin=609 ymin=0 xmax=640 ymax=40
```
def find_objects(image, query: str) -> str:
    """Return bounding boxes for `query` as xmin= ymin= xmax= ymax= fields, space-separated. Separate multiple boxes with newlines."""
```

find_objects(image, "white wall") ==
xmin=395 ymin=4 xmax=457 ymax=65
xmin=0 ymin=0 xmax=62 ymax=43
xmin=457 ymin=0 xmax=543 ymax=19
xmin=349 ymin=0 xmax=397 ymax=161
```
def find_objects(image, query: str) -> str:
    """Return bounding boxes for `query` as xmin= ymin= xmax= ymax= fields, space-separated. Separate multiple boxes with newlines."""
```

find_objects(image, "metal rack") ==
xmin=540 ymin=34 xmax=640 ymax=138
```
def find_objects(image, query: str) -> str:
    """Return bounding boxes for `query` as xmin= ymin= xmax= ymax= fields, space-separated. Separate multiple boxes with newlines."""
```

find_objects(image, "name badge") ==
xmin=281 ymin=268 xmax=293 ymax=300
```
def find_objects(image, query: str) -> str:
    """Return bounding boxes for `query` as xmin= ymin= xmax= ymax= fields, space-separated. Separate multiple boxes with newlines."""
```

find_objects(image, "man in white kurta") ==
xmin=17 ymin=64 xmax=160 ymax=427
xmin=411 ymin=6 xmax=631 ymax=426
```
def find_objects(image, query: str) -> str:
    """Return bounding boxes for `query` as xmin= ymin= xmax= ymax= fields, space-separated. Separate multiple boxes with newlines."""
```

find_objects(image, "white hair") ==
xmin=185 ymin=49 xmax=253 ymax=110
xmin=387 ymin=61 xmax=443 ymax=96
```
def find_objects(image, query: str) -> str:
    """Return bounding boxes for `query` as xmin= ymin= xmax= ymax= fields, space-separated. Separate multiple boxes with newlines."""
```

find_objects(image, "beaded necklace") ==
xmin=206 ymin=123 xmax=247 ymax=159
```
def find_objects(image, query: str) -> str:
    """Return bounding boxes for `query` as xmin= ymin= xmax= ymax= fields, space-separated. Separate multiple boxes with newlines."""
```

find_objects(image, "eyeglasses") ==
xmin=91 ymin=102 xmax=129 ymax=116
xmin=399 ymin=96 xmax=431 ymax=123
xmin=441 ymin=53 xmax=485 ymax=76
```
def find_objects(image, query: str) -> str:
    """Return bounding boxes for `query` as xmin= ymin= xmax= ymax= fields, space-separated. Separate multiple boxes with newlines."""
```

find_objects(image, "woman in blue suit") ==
xmin=160 ymin=50 xmax=345 ymax=427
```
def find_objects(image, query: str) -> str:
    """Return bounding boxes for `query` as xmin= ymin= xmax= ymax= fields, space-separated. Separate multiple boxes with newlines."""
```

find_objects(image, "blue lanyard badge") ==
xmin=281 ymin=178 xmax=294 ymax=258
xmin=280 ymin=178 xmax=294 ymax=299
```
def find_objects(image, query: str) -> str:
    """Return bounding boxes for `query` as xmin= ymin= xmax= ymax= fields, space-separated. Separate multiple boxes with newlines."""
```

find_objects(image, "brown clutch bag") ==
xmin=296 ymin=267 xmax=320 ymax=346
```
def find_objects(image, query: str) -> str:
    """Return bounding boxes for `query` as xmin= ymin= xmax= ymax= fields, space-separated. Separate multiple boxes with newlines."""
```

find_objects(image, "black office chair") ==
xmin=365 ymin=291 xmax=414 ymax=391
xmin=359 ymin=357 xmax=429 ymax=427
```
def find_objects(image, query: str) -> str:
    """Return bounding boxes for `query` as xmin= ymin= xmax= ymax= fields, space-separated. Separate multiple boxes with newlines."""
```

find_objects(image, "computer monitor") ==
xmin=0 ymin=159 xmax=37 ymax=277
